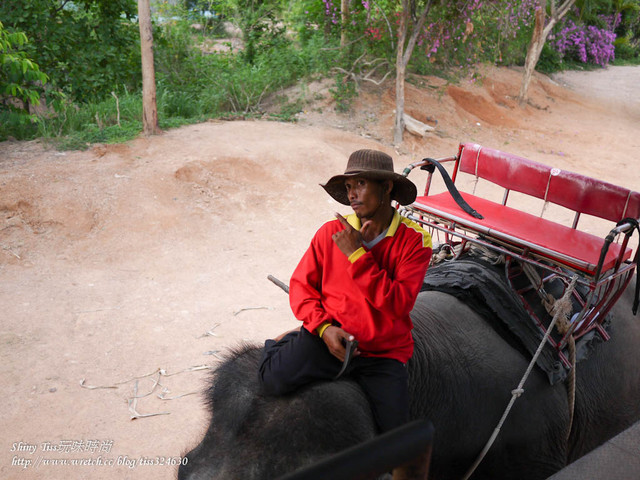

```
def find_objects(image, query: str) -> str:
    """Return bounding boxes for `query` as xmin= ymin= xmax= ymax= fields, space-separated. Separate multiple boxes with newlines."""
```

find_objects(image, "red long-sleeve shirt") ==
xmin=289 ymin=211 xmax=432 ymax=363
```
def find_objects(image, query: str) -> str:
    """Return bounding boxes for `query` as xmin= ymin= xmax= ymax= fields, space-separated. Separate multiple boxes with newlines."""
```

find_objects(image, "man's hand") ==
xmin=332 ymin=213 xmax=373 ymax=257
xmin=322 ymin=325 xmax=358 ymax=362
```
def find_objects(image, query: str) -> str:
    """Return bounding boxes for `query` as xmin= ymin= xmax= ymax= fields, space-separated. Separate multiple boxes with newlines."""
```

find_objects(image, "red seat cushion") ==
xmin=413 ymin=193 xmax=632 ymax=274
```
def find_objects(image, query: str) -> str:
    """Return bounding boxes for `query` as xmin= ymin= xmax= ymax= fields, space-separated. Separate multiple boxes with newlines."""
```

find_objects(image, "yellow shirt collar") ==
xmin=346 ymin=210 xmax=401 ymax=237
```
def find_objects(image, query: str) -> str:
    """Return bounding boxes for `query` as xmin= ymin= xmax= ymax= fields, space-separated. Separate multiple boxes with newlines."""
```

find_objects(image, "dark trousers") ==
xmin=257 ymin=327 xmax=409 ymax=433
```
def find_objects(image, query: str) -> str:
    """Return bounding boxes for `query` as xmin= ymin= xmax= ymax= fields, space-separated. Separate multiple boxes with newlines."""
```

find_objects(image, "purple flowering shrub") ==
xmin=322 ymin=0 xmax=339 ymax=25
xmin=413 ymin=0 xmax=537 ymax=69
xmin=300 ymin=0 xmax=386 ymax=45
xmin=480 ymin=0 xmax=537 ymax=65
xmin=551 ymin=14 xmax=620 ymax=67
xmin=412 ymin=0 xmax=485 ymax=69
xmin=494 ymin=0 xmax=536 ymax=40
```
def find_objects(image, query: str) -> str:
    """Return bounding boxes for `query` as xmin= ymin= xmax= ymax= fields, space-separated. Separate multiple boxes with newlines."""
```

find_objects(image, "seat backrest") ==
xmin=457 ymin=143 xmax=640 ymax=223
xmin=458 ymin=143 xmax=551 ymax=199
xmin=546 ymin=171 xmax=640 ymax=223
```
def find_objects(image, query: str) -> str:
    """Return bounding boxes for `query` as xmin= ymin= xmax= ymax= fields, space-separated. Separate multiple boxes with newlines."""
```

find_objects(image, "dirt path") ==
xmin=552 ymin=65 xmax=640 ymax=119
xmin=1 ymin=65 xmax=639 ymax=480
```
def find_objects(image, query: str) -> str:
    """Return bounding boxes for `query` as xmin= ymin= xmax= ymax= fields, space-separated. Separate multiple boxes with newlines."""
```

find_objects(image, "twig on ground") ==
xmin=1 ymin=245 xmax=21 ymax=259
xmin=74 ymin=307 xmax=123 ymax=314
xmin=128 ymin=380 xmax=170 ymax=420
xmin=79 ymin=379 xmax=118 ymax=390
xmin=157 ymin=387 xmax=198 ymax=401
xmin=233 ymin=306 xmax=273 ymax=316
xmin=80 ymin=365 xmax=213 ymax=389
xmin=198 ymin=323 xmax=220 ymax=338
xmin=80 ymin=368 xmax=162 ymax=389
xmin=161 ymin=365 xmax=212 ymax=376
xmin=131 ymin=373 xmax=164 ymax=399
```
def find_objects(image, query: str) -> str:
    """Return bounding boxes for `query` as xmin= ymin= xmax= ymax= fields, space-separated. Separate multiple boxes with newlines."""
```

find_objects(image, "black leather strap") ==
xmin=421 ymin=158 xmax=484 ymax=219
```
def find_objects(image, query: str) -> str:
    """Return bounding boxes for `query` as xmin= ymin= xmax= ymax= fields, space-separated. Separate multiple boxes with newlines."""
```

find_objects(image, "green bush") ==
xmin=0 ymin=111 xmax=40 ymax=141
xmin=536 ymin=42 xmax=565 ymax=73
xmin=31 ymin=88 xmax=141 ymax=145
xmin=330 ymin=74 xmax=357 ymax=113
xmin=614 ymin=36 xmax=640 ymax=60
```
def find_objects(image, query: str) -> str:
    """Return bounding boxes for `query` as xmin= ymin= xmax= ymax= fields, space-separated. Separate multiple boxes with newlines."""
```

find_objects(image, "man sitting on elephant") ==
xmin=258 ymin=149 xmax=433 ymax=433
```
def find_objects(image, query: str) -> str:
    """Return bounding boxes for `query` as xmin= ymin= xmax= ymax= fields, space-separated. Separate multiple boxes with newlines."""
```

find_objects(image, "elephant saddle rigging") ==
xmin=402 ymin=143 xmax=640 ymax=371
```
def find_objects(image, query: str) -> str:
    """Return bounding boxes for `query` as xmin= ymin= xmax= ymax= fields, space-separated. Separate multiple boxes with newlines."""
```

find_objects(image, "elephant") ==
xmin=178 ymin=269 xmax=640 ymax=480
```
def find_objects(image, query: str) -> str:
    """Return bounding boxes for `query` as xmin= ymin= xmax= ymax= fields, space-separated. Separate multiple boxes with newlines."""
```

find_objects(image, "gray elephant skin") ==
xmin=179 ymin=277 xmax=640 ymax=480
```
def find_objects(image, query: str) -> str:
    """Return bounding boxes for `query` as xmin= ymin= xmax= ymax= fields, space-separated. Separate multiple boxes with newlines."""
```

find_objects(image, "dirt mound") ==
xmin=447 ymin=84 xmax=519 ymax=127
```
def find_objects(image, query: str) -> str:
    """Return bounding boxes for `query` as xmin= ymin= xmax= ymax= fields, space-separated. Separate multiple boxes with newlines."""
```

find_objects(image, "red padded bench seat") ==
xmin=411 ymin=143 xmax=640 ymax=275
xmin=413 ymin=192 xmax=631 ymax=274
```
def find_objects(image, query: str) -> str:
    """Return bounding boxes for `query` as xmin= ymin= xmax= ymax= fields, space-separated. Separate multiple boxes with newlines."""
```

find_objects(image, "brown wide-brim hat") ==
xmin=321 ymin=149 xmax=417 ymax=206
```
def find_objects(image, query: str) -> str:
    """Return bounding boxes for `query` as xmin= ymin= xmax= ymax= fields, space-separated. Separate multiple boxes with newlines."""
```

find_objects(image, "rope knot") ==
xmin=542 ymin=292 xmax=555 ymax=314
xmin=511 ymin=388 xmax=524 ymax=397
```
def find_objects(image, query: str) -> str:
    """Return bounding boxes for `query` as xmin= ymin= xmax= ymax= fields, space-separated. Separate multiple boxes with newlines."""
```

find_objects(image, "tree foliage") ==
xmin=1 ymin=0 xmax=638 ymax=144
xmin=217 ymin=0 xmax=289 ymax=63
xmin=0 ymin=21 xmax=49 ymax=113
xmin=0 ymin=0 xmax=141 ymax=102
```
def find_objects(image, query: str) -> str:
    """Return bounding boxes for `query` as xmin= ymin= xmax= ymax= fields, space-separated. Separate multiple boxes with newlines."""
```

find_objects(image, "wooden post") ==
xmin=138 ymin=0 xmax=160 ymax=135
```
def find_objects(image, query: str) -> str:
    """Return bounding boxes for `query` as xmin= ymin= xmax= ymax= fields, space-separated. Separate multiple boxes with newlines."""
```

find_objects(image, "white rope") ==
xmin=432 ymin=243 xmax=463 ymax=264
xmin=461 ymin=275 xmax=578 ymax=480
xmin=468 ymin=244 xmax=505 ymax=266
xmin=471 ymin=147 xmax=482 ymax=195
xmin=521 ymin=262 xmax=560 ymax=316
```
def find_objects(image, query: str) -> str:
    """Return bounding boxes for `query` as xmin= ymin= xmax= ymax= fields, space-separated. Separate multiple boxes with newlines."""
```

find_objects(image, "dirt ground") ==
xmin=1 ymin=64 xmax=639 ymax=480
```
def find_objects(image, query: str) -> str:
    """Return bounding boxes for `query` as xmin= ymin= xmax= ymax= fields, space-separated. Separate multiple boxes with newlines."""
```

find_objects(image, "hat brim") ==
xmin=321 ymin=171 xmax=417 ymax=206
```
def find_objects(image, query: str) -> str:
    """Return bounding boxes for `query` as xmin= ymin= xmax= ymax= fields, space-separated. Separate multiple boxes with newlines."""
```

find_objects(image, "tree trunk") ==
xmin=394 ymin=2 xmax=409 ymax=146
xmin=394 ymin=0 xmax=433 ymax=145
xmin=403 ymin=113 xmax=435 ymax=137
xmin=341 ymin=0 xmax=349 ymax=47
xmin=138 ymin=0 xmax=160 ymax=135
xmin=519 ymin=3 xmax=545 ymax=104
xmin=518 ymin=0 xmax=577 ymax=104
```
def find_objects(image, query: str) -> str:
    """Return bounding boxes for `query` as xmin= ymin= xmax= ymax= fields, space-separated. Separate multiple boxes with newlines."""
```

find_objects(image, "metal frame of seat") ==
xmin=401 ymin=143 xmax=639 ymax=366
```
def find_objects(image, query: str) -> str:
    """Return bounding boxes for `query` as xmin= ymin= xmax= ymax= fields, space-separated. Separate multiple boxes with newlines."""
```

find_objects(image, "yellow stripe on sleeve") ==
xmin=348 ymin=247 xmax=367 ymax=263
xmin=400 ymin=216 xmax=432 ymax=249
xmin=317 ymin=322 xmax=331 ymax=338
